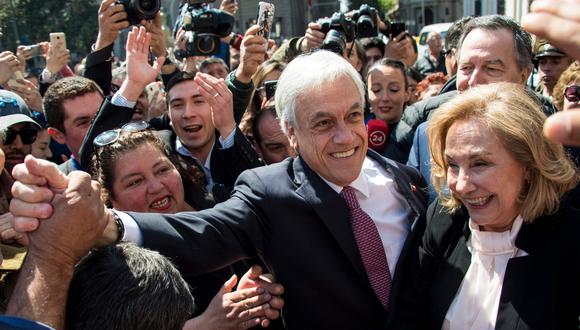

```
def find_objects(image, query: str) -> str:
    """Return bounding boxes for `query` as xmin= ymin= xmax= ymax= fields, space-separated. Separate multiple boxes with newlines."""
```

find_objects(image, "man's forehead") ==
xmin=62 ymin=92 xmax=103 ymax=119
xmin=169 ymin=80 xmax=201 ymax=100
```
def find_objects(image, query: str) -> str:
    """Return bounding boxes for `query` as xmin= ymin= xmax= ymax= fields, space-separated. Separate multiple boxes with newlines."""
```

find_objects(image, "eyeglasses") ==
xmin=93 ymin=121 xmax=149 ymax=147
xmin=564 ymin=85 xmax=580 ymax=103
xmin=3 ymin=126 xmax=38 ymax=145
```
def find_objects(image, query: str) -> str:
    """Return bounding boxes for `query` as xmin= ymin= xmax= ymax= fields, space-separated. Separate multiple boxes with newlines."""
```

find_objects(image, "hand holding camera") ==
xmin=95 ymin=0 xmax=130 ymax=51
xmin=301 ymin=22 xmax=325 ymax=52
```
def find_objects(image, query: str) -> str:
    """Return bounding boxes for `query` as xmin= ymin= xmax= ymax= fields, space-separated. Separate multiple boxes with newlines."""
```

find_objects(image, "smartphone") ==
xmin=264 ymin=80 xmax=277 ymax=100
xmin=7 ymin=70 xmax=27 ymax=90
xmin=146 ymin=82 xmax=163 ymax=106
xmin=50 ymin=32 xmax=67 ymax=52
xmin=256 ymin=2 xmax=275 ymax=45
xmin=390 ymin=22 xmax=406 ymax=38
xmin=24 ymin=44 xmax=43 ymax=57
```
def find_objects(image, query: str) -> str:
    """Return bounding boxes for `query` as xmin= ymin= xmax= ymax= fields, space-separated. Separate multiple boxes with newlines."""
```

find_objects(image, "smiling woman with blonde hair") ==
xmin=417 ymin=82 xmax=579 ymax=329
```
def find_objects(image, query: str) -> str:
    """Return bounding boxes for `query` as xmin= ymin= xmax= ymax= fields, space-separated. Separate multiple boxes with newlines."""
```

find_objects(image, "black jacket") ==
xmin=416 ymin=199 xmax=580 ymax=329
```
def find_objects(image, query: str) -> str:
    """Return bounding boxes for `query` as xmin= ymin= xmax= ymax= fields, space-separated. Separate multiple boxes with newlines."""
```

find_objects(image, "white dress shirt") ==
xmin=443 ymin=216 xmax=528 ymax=330
xmin=320 ymin=156 xmax=412 ymax=276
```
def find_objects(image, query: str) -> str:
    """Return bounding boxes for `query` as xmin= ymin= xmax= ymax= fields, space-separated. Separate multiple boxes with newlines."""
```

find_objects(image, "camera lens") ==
xmin=321 ymin=29 xmax=347 ymax=55
xmin=357 ymin=15 xmax=375 ymax=38
xmin=139 ymin=0 xmax=154 ymax=10
xmin=197 ymin=36 xmax=216 ymax=55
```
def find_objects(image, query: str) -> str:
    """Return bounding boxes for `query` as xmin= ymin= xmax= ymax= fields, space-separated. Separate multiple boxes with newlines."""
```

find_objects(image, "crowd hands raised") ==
xmin=0 ymin=0 xmax=579 ymax=329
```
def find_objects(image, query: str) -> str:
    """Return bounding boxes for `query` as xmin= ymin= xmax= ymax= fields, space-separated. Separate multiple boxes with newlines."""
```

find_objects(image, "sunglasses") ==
xmin=3 ymin=126 xmax=38 ymax=145
xmin=93 ymin=121 xmax=149 ymax=147
xmin=564 ymin=85 xmax=580 ymax=103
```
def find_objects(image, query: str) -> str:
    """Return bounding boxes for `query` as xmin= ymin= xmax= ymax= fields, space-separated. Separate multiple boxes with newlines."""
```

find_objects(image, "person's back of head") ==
xmin=66 ymin=242 xmax=194 ymax=330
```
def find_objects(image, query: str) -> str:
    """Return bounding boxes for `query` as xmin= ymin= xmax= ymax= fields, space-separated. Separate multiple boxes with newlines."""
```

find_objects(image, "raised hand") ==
xmin=95 ymin=0 xmax=130 ymax=51
xmin=118 ymin=26 xmax=165 ymax=102
xmin=194 ymin=72 xmax=236 ymax=138
xmin=0 ymin=51 xmax=20 ymax=85
xmin=236 ymin=25 xmax=269 ymax=83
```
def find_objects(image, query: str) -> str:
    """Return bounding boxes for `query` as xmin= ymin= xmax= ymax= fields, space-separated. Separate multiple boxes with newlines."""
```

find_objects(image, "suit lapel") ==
xmin=292 ymin=157 xmax=369 ymax=284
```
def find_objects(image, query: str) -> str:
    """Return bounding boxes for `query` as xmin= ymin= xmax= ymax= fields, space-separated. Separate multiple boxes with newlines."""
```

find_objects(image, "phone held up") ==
xmin=256 ymin=2 xmax=275 ymax=49
xmin=49 ymin=32 xmax=67 ymax=53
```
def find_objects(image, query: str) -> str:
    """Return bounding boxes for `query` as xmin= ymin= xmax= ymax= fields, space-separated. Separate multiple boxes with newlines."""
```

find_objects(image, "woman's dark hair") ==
xmin=91 ymin=130 xmax=201 ymax=204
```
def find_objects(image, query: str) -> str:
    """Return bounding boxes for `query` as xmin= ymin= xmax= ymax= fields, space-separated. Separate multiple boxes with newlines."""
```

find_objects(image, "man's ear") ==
xmin=47 ymin=127 xmax=66 ymax=145
xmin=285 ymin=122 xmax=299 ymax=152
xmin=521 ymin=65 xmax=533 ymax=85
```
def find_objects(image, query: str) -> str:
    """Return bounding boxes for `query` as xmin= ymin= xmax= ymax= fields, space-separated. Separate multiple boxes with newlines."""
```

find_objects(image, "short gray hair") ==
xmin=456 ymin=15 xmax=533 ymax=73
xmin=275 ymin=50 xmax=365 ymax=134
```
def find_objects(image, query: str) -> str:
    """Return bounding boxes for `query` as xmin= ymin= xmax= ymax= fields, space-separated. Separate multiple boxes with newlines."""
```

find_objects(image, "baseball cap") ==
xmin=535 ymin=42 xmax=567 ymax=59
xmin=0 ymin=90 xmax=40 ymax=131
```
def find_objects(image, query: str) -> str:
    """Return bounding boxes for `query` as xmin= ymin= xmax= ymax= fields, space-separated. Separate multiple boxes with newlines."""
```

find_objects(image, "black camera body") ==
xmin=350 ymin=4 xmax=379 ymax=38
xmin=178 ymin=2 xmax=234 ymax=57
xmin=317 ymin=4 xmax=378 ymax=54
xmin=117 ymin=0 xmax=160 ymax=26
xmin=317 ymin=12 xmax=356 ymax=54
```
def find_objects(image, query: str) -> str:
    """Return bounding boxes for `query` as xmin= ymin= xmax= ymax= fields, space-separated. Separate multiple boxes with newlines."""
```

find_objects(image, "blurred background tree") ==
xmin=0 ymin=0 xmax=99 ymax=62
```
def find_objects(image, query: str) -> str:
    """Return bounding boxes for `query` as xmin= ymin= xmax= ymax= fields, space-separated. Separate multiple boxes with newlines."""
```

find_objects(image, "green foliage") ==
xmin=377 ymin=0 xmax=397 ymax=12
xmin=0 ymin=0 xmax=99 ymax=60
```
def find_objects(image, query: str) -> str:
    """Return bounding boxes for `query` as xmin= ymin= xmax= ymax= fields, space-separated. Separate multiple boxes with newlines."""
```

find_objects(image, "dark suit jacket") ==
xmin=128 ymin=151 xmax=428 ymax=329
xmin=417 ymin=199 xmax=580 ymax=329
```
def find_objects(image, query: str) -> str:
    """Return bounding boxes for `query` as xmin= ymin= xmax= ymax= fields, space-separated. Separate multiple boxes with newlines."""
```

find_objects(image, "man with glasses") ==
xmin=0 ymin=90 xmax=40 ymax=175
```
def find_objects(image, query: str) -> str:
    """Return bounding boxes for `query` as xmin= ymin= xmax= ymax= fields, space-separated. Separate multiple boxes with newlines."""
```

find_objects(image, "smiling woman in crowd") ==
xmin=90 ymin=126 xmax=283 ymax=329
xmin=419 ymin=82 xmax=579 ymax=329
xmin=366 ymin=58 xmax=414 ymax=163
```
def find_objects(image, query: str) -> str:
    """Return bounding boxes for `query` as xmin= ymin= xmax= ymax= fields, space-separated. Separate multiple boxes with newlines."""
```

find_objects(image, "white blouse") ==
xmin=442 ymin=216 xmax=528 ymax=330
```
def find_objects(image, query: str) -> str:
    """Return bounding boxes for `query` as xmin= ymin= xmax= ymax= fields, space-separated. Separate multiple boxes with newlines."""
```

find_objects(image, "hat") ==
xmin=535 ymin=42 xmax=566 ymax=59
xmin=0 ymin=90 xmax=40 ymax=131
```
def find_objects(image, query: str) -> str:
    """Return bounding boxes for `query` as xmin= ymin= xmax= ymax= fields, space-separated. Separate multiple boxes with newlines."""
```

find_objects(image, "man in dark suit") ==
xmin=10 ymin=50 xmax=427 ymax=329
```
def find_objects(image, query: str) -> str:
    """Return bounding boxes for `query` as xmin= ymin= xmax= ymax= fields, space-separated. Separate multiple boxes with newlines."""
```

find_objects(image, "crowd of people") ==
xmin=0 ymin=0 xmax=579 ymax=329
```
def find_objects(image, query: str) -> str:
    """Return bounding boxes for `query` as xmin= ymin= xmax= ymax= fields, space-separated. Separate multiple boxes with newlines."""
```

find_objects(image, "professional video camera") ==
xmin=317 ymin=4 xmax=379 ymax=54
xmin=117 ymin=0 xmax=160 ymax=26
xmin=176 ymin=0 xmax=234 ymax=57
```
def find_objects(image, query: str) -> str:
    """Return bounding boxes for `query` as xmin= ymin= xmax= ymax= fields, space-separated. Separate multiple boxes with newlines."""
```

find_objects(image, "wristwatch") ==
xmin=112 ymin=211 xmax=125 ymax=243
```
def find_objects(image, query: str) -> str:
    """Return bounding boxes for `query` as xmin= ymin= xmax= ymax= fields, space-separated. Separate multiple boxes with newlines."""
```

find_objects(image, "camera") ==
xmin=317 ymin=12 xmax=356 ymax=55
xmin=317 ymin=4 xmax=379 ymax=54
xmin=117 ymin=0 xmax=161 ymax=26
xmin=176 ymin=0 xmax=234 ymax=57
xmin=350 ymin=4 xmax=379 ymax=39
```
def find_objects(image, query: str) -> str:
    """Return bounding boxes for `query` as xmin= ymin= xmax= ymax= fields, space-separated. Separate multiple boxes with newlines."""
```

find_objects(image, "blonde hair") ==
xmin=427 ymin=83 xmax=578 ymax=221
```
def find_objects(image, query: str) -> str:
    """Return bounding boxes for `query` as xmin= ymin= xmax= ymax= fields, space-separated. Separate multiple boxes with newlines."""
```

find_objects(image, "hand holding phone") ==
xmin=389 ymin=22 xmax=406 ymax=39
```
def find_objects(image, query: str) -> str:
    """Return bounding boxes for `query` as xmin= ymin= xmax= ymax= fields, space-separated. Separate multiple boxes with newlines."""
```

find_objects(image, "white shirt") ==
xmin=319 ymin=156 xmax=412 ymax=276
xmin=443 ymin=216 xmax=528 ymax=330
xmin=119 ymin=156 xmax=413 ymax=270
